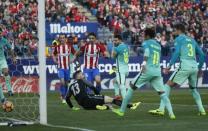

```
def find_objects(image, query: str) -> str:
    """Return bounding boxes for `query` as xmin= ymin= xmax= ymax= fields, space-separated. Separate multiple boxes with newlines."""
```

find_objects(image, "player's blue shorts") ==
xmin=83 ymin=68 xmax=100 ymax=82
xmin=58 ymin=68 xmax=70 ymax=81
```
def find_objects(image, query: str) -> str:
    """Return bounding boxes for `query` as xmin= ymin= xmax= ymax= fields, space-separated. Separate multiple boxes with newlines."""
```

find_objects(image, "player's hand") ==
xmin=141 ymin=65 xmax=146 ymax=73
xmin=53 ymin=58 xmax=58 ymax=64
xmin=72 ymin=107 xmax=80 ymax=111
xmin=198 ymin=69 xmax=203 ymax=78
xmin=12 ymin=57 xmax=17 ymax=65
xmin=70 ymin=57 xmax=76 ymax=64
xmin=163 ymin=67 xmax=170 ymax=74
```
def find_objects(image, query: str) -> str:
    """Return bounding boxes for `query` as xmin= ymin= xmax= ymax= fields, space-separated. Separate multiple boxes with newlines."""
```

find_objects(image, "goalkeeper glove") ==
xmin=72 ymin=107 xmax=80 ymax=111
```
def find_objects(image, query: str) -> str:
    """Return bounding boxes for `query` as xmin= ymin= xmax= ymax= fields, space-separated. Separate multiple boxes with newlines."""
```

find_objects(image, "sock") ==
xmin=5 ymin=75 xmax=12 ymax=92
xmin=120 ymin=87 xmax=134 ymax=113
xmin=112 ymin=99 xmax=132 ymax=108
xmin=64 ymin=86 xmax=68 ymax=98
xmin=113 ymin=82 xmax=120 ymax=96
xmin=60 ymin=85 xmax=66 ymax=99
xmin=160 ymin=93 xmax=174 ymax=115
xmin=96 ymin=84 xmax=101 ymax=94
xmin=112 ymin=99 xmax=122 ymax=106
xmin=120 ymin=84 xmax=127 ymax=99
xmin=191 ymin=89 xmax=205 ymax=112
xmin=0 ymin=84 xmax=5 ymax=103
xmin=159 ymin=84 xmax=171 ymax=111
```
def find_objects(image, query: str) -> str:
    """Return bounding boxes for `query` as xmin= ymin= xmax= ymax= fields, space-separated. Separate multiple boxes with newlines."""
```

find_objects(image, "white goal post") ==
xmin=0 ymin=0 xmax=47 ymax=126
xmin=38 ymin=0 xmax=47 ymax=125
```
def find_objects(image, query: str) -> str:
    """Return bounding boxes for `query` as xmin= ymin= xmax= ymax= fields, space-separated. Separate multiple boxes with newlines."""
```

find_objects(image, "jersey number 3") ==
xmin=187 ymin=44 xmax=194 ymax=57
xmin=71 ymin=83 xmax=80 ymax=96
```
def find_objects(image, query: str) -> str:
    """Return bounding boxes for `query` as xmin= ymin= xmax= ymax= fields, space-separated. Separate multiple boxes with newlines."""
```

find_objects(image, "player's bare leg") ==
xmin=113 ymin=78 xmax=121 ymax=99
xmin=149 ymin=80 xmax=176 ymax=115
xmin=96 ymin=95 xmax=140 ymax=111
xmin=0 ymin=83 xmax=6 ymax=103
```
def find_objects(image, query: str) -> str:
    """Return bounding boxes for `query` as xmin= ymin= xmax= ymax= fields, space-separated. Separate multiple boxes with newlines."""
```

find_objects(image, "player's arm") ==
xmin=4 ymin=38 xmax=16 ymax=64
xmin=52 ymin=46 xmax=58 ymax=64
xmin=71 ymin=44 xmax=85 ymax=62
xmin=100 ymin=44 xmax=110 ymax=58
xmin=82 ymin=79 xmax=100 ymax=95
xmin=65 ymin=92 xmax=74 ymax=108
xmin=111 ymin=46 xmax=118 ymax=59
xmin=141 ymin=43 xmax=149 ymax=72
xmin=65 ymin=90 xmax=80 ymax=110
xmin=70 ymin=45 xmax=78 ymax=63
xmin=195 ymin=42 xmax=205 ymax=69
xmin=103 ymin=50 xmax=110 ymax=58
xmin=168 ymin=41 xmax=181 ymax=68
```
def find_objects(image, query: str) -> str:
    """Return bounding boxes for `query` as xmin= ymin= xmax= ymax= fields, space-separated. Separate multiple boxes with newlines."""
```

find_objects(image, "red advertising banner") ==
xmin=1 ymin=77 xmax=39 ymax=93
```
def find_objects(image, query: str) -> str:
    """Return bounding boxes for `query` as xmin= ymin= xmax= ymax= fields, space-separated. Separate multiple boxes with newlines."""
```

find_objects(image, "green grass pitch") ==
xmin=0 ymin=89 xmax=208 ymax=131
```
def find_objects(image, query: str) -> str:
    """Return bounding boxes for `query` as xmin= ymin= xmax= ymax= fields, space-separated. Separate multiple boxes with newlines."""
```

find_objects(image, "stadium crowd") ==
xmin=0 ymin=0 xmax=208 ymax=57
xmin=78 ymin=0 xmax=208 ymax=56
xmin=0 ymin=0 xmax=38 ymax=58
xmin=0 ymin=0 xmax=88 ymax=58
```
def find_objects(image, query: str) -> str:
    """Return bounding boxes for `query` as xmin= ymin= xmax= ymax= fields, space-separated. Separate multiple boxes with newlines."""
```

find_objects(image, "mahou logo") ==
xmin=1 ymin=77 xmax=39 ymax=93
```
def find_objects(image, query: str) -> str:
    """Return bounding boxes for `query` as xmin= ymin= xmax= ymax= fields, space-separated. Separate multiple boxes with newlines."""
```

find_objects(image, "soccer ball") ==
xmin=2 ymin=101 xmax=14 ymax=112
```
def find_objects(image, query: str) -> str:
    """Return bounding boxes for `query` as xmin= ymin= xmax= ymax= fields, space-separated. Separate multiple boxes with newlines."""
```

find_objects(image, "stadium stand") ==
xmin=0 ymin=0 xmax=207 ymax=57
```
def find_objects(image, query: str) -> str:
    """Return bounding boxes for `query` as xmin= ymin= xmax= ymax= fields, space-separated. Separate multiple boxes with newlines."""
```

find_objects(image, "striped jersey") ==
xmin=53 ymin=43 xmax=76 ymax=69
xmin=80 ymin=42 xmax=106 ymax=69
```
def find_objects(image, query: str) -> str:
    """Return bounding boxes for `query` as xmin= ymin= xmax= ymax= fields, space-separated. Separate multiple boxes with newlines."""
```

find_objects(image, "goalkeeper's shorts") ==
xmin=81 ymin=95 xmax=105 ymax=110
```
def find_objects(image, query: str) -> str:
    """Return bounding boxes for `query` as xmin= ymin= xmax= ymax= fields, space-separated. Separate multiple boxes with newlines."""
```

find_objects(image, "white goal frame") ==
xmin=38 ymin=0 xmax=47 ymax=125
xmin=0 ymin=0 xmax=47 ymax=127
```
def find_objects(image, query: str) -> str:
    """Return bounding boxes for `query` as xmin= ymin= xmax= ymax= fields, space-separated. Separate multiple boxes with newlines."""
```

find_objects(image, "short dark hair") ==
xmin=114 ymin=34 xmax=122 ymax=40
xmin=144 ymin=27 xmax=156 ymax=38
xmin=174 ymin=23 xmax=185 ymax=33
xmin=88 ymin=32 xmax=96 ymax=38
xmin=73 ymin=70 xmax=82 ymax=79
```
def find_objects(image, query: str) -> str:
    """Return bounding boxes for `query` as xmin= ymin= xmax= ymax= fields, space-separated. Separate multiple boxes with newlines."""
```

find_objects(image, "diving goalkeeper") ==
xmin=65 ymin=70 xmax=140 ymax=110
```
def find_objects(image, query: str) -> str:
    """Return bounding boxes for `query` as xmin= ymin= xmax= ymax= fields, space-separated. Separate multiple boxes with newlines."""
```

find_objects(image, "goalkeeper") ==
xmin=65 ymin=70 xmax=140 ymax=110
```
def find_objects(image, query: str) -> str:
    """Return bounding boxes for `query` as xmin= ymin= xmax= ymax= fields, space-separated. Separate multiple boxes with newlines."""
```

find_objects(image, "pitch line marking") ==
xmin=45 ymin=123 xmax=95 ymax=131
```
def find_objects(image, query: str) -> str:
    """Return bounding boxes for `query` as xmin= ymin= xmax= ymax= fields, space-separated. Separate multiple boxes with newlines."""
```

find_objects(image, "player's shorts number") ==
xmin=123 ymin=51 xmax=129 ymax=64
xmin=187 ymin=44 xmax=194 ymax=57
xmin=153 ymin=51 xmax=160 ymax=65
xmin=71 ymin=83 xmax=80 ymax=96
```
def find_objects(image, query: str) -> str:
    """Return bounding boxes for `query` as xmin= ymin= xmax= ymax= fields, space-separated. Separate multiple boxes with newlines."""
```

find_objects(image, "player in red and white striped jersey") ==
xmin=74 ymin=32 xmax=109 ymax=94
xmin=53 ymin=35 xmax=76 ymax=103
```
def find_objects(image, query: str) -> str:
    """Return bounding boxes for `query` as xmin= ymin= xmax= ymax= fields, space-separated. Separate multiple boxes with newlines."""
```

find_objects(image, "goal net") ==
xmin=0 ymin=57 xmax=40 ymax=126
xmin=0 ymin=0 xmax=46 ymax=126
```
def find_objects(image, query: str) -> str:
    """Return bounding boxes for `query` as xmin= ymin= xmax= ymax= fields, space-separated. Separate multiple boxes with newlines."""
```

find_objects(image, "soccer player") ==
xmin=67 ymin=36 xmax=81 ymax=78
xmin=65 ymin=70 xmax=140 ymax=110
xmin=53 ymin=34 xmax=76 ymax=104
xmin=112 ymin=27 xmax=175 ymax=119
xmin=111 ymin=34 xmax=129 ymax=99
xmin=0 ymin=30 xmax=16 ymax=103
xmin=73 ymin=32 xmax=109 ymax=94
xmin=149 ymin=23 xmax=206 ymax=116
